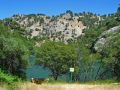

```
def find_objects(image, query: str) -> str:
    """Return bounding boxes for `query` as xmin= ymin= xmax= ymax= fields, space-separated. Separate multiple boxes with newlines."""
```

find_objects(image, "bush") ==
xmin=0 ymin=69 xmax=20 ymax=84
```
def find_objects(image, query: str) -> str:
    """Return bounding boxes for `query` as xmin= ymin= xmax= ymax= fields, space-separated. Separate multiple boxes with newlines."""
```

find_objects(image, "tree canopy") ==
xmin=35 ymin=41 xmax=78 ymax=80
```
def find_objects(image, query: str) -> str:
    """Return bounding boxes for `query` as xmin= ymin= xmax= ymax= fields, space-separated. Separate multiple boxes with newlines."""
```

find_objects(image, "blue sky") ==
xmin=0 ymin=0 xmax=120 ymax=19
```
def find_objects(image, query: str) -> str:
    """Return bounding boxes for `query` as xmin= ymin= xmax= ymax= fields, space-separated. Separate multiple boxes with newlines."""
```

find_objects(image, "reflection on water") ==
xmin=26 ymin=54 xmax=69 ymax=81
xmin=26 ymin=54 xmax=51 ymax=80
xmin=26 ymin=65 xmax=51 ymax=80
xmin=26 ymin=55 xmax=112 ymax=81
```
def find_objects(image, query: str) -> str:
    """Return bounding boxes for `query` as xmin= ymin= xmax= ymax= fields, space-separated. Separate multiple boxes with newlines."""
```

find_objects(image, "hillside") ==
xmin=94 ymin=26 xmax=120 ymax=52
xmin=8 ymin=11 xmax=103 ymax=44
xmin=0 ymin=6 xmax=120 ymax=84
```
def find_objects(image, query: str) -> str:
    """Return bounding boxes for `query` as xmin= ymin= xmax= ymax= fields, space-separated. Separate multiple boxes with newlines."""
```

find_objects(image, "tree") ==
xmin=66 ymin=10 xmax=73 ymax=17
xmin=0 ymin=36 xmax=28 ymax=78
xmin=36 ymin=41 xmax=78 ymax=80
xmin=105 ymin=34 xmax=120 ymax=80
xmin=96 ymin=32 xmax=120 ymax=80
xmin=0 ymin=22 xmax=31 ymax=78
xmin=114 ymin=51 xmax=120 ymax=80
xmin=117 ymin=4 xmax=120 ymax=16
xmin=116 ymin=4 xmax=120 ymax=21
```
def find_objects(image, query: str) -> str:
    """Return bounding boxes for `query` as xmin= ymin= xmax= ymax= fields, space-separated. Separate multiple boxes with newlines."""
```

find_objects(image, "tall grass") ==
xmin=0 ymin=82 xmax=120 ymax=90
xmin=20 ymin=83 xmax=120 ymax=90
xmin=0 ymin=79 xmax=120 ymax=90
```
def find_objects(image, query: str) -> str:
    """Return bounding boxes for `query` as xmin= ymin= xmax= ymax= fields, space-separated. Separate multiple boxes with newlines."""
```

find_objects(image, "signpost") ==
xmin=69 ymin=68 xmax=74 ymax=82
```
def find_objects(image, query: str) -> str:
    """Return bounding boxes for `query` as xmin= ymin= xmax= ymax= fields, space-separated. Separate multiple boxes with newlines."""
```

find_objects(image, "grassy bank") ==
xmin=0 ymin=81 xmax=120 ymax=90
xmin=10 ymin=83 xmax=120 ymax=90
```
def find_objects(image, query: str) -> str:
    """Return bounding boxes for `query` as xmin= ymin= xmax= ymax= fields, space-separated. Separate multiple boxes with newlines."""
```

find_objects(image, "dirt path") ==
xmin=20 ymin=83 xmax=120 ymax=90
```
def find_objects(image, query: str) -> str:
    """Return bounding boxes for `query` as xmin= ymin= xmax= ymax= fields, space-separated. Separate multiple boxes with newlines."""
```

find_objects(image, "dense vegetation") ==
xmin=0 ymin=5 xmax=120 ymax=85
xmin=36 ymin=41 xmax=78 ymax=80
xmin=0 ymin=21 xmax=33 ymax=84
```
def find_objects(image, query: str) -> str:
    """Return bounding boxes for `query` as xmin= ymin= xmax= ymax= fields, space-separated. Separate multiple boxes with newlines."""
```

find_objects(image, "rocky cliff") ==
xmin=11 ymin=11 xmax=100 ymax=43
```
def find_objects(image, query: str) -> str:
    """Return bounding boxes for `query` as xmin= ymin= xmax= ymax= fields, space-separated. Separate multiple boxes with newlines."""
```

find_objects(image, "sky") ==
xmin=0 ymin=0 xmax=120 ymax=19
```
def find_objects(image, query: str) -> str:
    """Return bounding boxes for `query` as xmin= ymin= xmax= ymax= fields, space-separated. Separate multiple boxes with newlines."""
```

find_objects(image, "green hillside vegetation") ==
xmin=0 ymin=6 xmax=120 ymax=86
xmin=36 ymin=41 xmax=78 ymax=80
xmin=0 ymin=21 xmax=34 ymax=83
xmin=0 ymin=69 xmax=20 ymax=84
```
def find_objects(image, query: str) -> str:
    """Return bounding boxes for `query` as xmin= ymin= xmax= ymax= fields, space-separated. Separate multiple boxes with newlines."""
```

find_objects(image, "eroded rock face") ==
xmin=94 ymin=26 xmax=120 ymax=52
xmin=11 ymin=13 xmax=86 ymax=43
